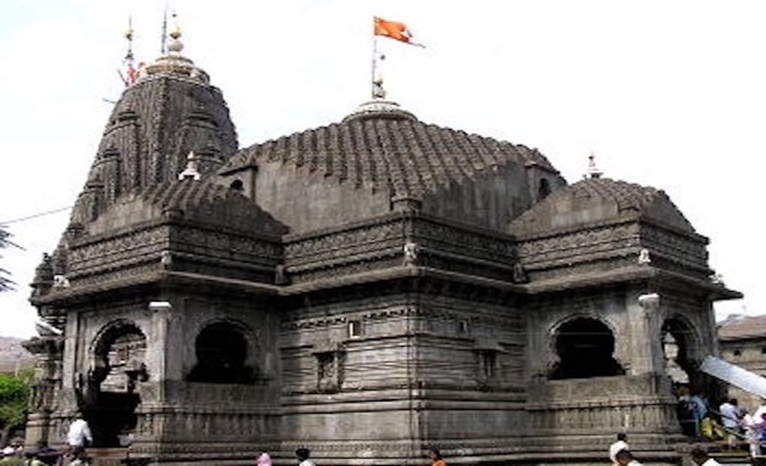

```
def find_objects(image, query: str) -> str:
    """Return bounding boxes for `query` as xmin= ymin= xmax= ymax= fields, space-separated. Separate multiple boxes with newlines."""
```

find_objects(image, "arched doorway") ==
xmin=87 ymin=321 xmax=147 ymax=447
xmin=661 ymin=317 xmax=698 ymax=386
xmin=661 ymin=316 xmax=708 ymax=436
xmin=187 ymin=321 xmax=256 ymax=384
xmin=550 ymin=317 xmax=625 ymax=379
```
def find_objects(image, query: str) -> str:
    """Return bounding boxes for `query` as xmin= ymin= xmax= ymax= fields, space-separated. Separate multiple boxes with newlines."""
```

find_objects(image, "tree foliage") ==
xmin=0 ymin=370 xmax=32 ymax=446
xmin=0 ymin=225 xmax=16 ymax=292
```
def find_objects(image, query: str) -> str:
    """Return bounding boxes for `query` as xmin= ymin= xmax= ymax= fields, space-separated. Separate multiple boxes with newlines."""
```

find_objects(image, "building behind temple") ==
xmin=22 ymin=24 xmax=740 ymax=466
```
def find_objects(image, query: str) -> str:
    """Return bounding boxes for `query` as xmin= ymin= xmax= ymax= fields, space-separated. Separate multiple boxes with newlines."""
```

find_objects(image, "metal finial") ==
xmin=167 ymin=11 xmax=184 ymax=53
xmin=585 ymin=151 xmax=603 ymax=179
xmin=372 ymin=77 xmax=386 ymax=99
xmin=170 ymin=11 xmax=181 ymax=39
xmin=124 ymin=16 xmax=134 ymax=61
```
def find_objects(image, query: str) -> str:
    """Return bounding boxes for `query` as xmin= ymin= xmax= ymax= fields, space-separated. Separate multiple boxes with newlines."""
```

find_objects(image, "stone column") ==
xmin=147 ymin=301 xmax=173 ymax=404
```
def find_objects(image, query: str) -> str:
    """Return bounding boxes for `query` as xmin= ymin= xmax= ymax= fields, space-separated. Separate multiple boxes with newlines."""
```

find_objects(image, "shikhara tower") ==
xmin=24 ymin=18 xmax=739 ymax=466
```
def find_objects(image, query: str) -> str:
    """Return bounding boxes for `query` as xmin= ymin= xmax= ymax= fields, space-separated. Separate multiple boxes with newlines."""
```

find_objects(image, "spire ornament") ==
xmin=141 ymin=9 xmax=210 ymax=84
xmin=585 ymin=151 xmax=603 ymax=179
xmin=120 ymin=16 xmax=140 ymax=87
xmin=179 ymin=151 xmax=201 ymax=181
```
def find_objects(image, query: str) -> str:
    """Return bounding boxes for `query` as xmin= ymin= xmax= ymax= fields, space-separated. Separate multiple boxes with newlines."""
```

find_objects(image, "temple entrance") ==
xmin=87 ymin=322 xmax=147 ymax=447
xmin=550 ymin=317 xmax=625 ymax=379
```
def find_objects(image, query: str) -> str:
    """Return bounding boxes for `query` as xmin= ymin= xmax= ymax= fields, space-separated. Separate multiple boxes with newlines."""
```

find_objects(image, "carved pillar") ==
xmin=23 ymin=335 xmax=64 ymax=446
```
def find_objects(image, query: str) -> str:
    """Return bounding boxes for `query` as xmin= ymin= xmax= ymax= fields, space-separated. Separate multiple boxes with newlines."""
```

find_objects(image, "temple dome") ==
xmin=509 ymin=177 xmax=695 ymax=237
xmin=87 ymin=179 xmax=286 ymax=237
xmin=223 ymin=102 xmax=557 ymax=201
xmin=219 ymin=102 xmax=563 ymax=232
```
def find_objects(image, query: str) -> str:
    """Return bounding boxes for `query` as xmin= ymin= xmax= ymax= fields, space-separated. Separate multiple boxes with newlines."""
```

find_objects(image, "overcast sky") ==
xmin=1 ymin=1 xmax=764 ymax=338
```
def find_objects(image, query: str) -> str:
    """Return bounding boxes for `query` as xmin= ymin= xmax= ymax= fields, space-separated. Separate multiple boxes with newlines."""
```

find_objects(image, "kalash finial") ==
xmin=585 ymin=151 xmax=603 ymax=179
xmin=167 ymin=11 xmax=183 ymax=53
xmin=143 ymin=8 xmax=210 ymax=84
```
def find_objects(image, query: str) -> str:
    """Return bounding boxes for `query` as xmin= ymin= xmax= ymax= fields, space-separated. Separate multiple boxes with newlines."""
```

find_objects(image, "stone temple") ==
xmin=23 ymin=27 xmax=740 ymax=466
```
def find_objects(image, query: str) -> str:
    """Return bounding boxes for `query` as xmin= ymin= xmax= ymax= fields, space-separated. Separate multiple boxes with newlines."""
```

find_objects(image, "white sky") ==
xmin=1 ymin=1 xmax=764 ymax=338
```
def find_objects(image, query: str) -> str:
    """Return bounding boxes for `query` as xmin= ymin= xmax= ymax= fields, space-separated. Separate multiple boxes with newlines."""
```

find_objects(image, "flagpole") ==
xmin=371 ymin=17 xmax=378 ymax=99
xmin=161 ymin=2 xmax=169 ymax=54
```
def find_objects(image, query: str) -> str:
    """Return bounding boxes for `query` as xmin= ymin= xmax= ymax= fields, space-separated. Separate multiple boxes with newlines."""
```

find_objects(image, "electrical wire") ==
xmin=0 ymin=206 xmax=72 ymax=225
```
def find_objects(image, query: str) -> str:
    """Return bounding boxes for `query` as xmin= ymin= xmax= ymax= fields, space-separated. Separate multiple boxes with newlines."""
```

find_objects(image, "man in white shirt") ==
xmin=66 ymin=410 xmax=93 ymax=460
xmin=295 ymin=448 xmax=315 ymax=466
xmin=719 ymin=398 xmax=742 ymax=447
xmin=609 ymin=433 xmax=629 ymax=466
xmin=614 ymin=448 xmax=642 ymax=466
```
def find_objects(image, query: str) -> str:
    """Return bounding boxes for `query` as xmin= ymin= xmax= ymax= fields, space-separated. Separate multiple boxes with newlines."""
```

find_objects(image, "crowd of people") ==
xmin=678 ymin=394 xmax=766 ymax=457
xmin=609 ymin=433 xmax=722 ymax=466
xmin=252 ymin=448 xmax=447 ymax=466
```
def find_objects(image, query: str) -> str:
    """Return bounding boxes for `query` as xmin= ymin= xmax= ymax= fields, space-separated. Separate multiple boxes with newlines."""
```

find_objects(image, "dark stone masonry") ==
xmin=22 ymin=29 xmax=739 ymax=466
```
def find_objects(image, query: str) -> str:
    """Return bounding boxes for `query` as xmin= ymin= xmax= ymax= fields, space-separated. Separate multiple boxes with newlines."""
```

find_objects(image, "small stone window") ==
xmin=229 ymin=179 xmax=244 ymax=191
xmin=457 ymin=319 xmax=470 ymax=335
xmin=348 ymin=320 xmax=362 ymax=338
xmin=733 ymin=349 xmax=742 ymax=357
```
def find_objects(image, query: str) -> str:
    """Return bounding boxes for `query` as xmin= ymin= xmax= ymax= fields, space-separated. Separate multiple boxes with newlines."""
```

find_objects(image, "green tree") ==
xmin=0 ymin=370 xmax=31 ymax=447
xmin=0 ymin=225 xmax=17 ymax=292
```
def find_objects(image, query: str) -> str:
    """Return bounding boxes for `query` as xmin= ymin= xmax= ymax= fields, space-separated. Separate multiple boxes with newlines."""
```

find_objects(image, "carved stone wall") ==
xmin=66 ymin=220 xmax=282 ymax=288
xmin=285 ymin=213 xmax=519 ymax=284
xmin=279 ymin=280 xmax=526 ymax=462
xmin=516 ymin=219 xmax=711 ymax=284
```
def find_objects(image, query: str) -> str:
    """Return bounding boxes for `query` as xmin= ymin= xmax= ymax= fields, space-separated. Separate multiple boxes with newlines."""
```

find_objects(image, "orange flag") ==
xmin=374 ymin=16 xmax=424 ymax=47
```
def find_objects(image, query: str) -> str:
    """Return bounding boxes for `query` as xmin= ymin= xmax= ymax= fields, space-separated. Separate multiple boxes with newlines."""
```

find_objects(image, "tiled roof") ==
xmin=221 ymin=101 xmax=556 ymax=200
xmin=718 ymin=314 xmax=766 ymax=341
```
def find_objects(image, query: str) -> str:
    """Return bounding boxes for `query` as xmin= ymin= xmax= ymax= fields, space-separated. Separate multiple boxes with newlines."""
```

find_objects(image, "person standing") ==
xmin=257 ymin=452 xmax=273 ymax=466
xmin=295 ymin=448 xmax=315 ymax=466
xmin=719 ymin=398 xmax=743 ymax=448
xmin=609 ymin=433 xmax=629 ymax=466
xmin=614 ymin=449 xmax=642 ymax=466
xmin=66 ymin=410 xmax=93 ymax=461
xmin=690 ymin=446 xmax=722 ymax=466
xmin=429 ymin=449 xmax=447 ymax=466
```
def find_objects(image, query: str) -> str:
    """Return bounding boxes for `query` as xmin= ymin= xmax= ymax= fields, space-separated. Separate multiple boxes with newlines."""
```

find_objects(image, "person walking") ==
xmin=66 ymin=410 xmax=93 ymax=464
xmin=614 ymin=449 xmax=642 ymax=466
xmin=429 ymin=449 xmax=447 ymax=466
xmin=690 ymin=446 xmax=722 ymax=466
xmin=609 ymin=433 xmax=629 ymax=466
xmin=257 ymin=452 xmax=273 ymax=466
xmin=719 ymin=398 xmax=743 ymax=448
xmin=295 ymin=448 xmax=315 ymax=466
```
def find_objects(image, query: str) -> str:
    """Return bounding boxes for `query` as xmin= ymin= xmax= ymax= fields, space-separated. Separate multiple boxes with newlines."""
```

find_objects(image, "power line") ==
xmin=0 ymin=206 xmax=72 ymax=225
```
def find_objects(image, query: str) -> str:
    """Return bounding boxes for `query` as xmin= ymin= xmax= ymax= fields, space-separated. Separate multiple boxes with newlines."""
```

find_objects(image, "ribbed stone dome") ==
xmin=223 ymin=104 xmax=556 ymax=201
xmin=509 ymin=177 xmax=695 ymax=236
